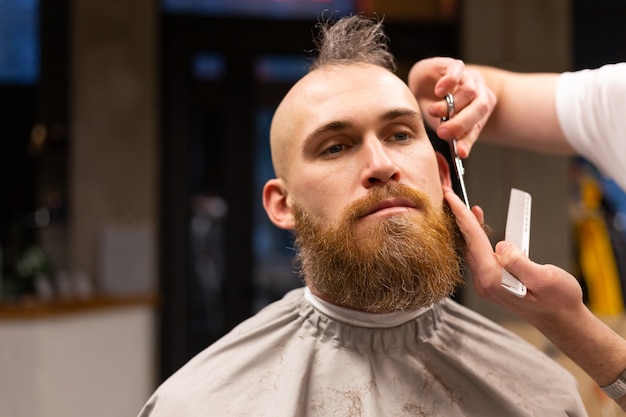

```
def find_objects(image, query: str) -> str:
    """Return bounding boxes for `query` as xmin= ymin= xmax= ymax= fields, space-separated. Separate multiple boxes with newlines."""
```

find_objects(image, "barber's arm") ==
xmin=409 ymin=57 xmax=577 ymax=157
xmin=444 ymin=186 xmax=626 ymax=410
xmin=466 ymin=65 xmax=576 ymax=155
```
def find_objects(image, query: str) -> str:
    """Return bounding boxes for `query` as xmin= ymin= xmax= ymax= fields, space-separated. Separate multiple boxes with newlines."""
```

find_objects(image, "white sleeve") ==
xmin=555 ymin=63 xmax=626 ymax=191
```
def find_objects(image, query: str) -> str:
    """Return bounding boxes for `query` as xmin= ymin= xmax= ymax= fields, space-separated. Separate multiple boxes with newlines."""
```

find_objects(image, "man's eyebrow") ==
xmin=303 ymin=120 xmax=352 ymax=147
xmin=380 ymin=108 xmax=421 ymax=121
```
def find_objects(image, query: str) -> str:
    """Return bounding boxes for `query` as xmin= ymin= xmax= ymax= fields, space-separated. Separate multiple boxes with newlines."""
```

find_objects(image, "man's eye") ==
xmin=393 ymin=131 xmax=411 ymax=142
xmin=324 ymin=143 xmax=344 ymax=155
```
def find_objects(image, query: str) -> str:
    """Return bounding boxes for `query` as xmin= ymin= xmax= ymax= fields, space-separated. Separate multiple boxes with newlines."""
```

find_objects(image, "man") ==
xmin=137 ymin=16 xmax=587 ymax=416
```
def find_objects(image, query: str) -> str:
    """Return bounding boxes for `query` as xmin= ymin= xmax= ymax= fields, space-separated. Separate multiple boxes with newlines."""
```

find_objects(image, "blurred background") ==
xmin=1 ymin=0 xmax=625 ymax=416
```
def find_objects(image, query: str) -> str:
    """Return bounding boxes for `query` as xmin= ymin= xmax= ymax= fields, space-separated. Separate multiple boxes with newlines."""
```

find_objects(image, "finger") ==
xmin=452 ymin=120 xmax=484 ymax=158
xmin=430 ymin=113 xmax=486 ymax=158
xmin=444 ymin=187 xmax=508 ymax=297
xmin=459 ymin=82 xmax=496 ymax=152
xmin=432 ymin=101 xmax=483 ymax=142
xmin=471 ymin=205 xmax=484 ymax=226
xmin=444 ymin=187 xmax=490 ymax=252
xmin=493 ymin=241 xmax=584 ymax=312
xmin=409 ymin=57 xmax=463 ymax=98
xmin=432 ymin=59 xmax=466 ymax=96
xmin=494 ymin=241 xmax=539 ymax=285
xmin=427 ymin=91 xmax=475 ymax=122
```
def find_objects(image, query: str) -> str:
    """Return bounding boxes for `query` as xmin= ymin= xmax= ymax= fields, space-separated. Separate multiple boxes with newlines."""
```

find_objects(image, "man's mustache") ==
xmin=346 ymin=183 xmax=430 ymax=221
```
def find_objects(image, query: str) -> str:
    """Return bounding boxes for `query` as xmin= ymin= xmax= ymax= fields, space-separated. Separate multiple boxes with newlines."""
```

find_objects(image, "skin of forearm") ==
xmin=467 ymin=64 xmax=576 ymax=156
xmin=530 ymin=305 xmax=626 ymax=410
xmin=530 ymin=303 xmax=626 ymax=389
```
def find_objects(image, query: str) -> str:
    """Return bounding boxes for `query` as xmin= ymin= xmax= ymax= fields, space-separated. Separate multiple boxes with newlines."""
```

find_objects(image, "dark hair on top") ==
xmin=309 ymin=14 xmax=397 ymax=73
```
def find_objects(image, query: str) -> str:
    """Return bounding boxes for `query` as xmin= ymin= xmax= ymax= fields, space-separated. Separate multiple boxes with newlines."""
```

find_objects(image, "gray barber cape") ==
xmin=138 ymin=288 xmax=587 ymax=416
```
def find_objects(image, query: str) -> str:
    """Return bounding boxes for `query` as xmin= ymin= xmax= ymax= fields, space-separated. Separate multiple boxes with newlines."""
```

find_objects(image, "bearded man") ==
xmin=138 ymin=15 xmax=587 ymax=417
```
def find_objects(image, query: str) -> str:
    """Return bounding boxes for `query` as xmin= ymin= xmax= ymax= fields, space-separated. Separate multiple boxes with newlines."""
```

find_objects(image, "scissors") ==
xmin=441 ymin=94 xmax=470 ymax=209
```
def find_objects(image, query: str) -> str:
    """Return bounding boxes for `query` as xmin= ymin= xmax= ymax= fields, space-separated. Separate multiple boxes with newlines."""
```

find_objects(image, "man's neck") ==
xmin=304 ymin=287 xmax=430 ymax=328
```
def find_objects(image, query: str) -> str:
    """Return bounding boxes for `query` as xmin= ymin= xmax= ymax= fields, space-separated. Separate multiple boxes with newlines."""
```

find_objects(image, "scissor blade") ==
xmin=450 ymin=139 xmax=470 ymax=209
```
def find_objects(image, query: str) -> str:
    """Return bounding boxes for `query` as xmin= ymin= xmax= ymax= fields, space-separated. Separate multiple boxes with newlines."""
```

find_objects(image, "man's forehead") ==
xmin=301 ymin=63 xmax=404 ymax=92
xmin=285 ymin=64 xmax=417 ymax=115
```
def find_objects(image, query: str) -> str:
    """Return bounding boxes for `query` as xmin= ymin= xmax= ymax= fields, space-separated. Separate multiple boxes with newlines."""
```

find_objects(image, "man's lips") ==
xmin=361 ymin=198 xmax=418 ymax=217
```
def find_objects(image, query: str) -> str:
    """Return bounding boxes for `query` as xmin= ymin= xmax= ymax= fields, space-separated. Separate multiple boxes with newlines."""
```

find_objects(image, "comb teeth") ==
xmin=501 ymin=269 xmax=527 ymax=298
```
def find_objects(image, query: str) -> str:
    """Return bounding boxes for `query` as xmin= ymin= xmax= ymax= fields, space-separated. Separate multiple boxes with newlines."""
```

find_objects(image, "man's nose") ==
xmin=360 ymin=137 xmax=400 ymax=187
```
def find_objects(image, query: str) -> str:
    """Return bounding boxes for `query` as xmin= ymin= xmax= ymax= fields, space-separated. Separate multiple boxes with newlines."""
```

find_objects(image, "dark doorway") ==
xmin=158 ymin=14 xmax=459 ymax=381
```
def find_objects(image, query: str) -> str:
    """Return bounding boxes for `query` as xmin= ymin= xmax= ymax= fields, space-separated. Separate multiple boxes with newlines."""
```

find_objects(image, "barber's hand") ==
xmin=409 ymin=57 xmax=496 ymax=158
xmin=443 ymin=186 xmax=584 ymax=326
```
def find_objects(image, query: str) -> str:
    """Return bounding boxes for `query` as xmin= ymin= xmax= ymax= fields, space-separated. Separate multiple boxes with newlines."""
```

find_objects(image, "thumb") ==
xmin=495 ymin=241 xmax=534 ymax=277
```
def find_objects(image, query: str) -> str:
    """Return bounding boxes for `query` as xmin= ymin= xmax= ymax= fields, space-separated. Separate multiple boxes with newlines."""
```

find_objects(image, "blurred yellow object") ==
xmin=577 ymin=216 xmax=624 ymax=315
xmin=577 ymin=177 xmax=624 ymax=315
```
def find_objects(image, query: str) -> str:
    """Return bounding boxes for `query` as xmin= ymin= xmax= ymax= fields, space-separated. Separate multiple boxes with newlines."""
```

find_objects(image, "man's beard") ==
xmin=292 ymin=183 xmax=464 ymax=313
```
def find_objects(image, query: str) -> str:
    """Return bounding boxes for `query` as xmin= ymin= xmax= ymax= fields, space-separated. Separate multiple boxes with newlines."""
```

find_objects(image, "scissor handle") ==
xmin=442 ymin=93 xmax=455 ymax=121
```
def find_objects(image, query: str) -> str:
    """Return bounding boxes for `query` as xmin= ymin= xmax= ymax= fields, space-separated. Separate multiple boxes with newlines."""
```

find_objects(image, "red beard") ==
xmin=292 ymin=183 xmax=464 ymax=313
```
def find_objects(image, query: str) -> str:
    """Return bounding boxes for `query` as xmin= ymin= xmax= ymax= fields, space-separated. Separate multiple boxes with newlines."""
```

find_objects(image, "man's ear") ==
xmin=435 ymin=151 xmax=452 ymax=188
xmin=263 ymin=178 xmax=295 ymax=230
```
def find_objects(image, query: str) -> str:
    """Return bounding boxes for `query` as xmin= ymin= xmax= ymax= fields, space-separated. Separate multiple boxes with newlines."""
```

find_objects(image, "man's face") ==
xmin=269 ymin=63 xmax=447 ymax=228
xmin=264 ymin=63 xmax=462 ymax=311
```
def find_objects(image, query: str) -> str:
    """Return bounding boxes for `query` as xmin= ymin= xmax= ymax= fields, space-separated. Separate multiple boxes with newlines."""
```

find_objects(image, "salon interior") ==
xmin=0 ymin=0 xmax=625 ymax=416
